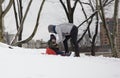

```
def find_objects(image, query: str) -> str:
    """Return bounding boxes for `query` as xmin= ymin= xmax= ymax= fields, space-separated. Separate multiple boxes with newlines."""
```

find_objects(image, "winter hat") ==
xmin=50 ymin=34 xmax=56 ymax=40
xmin=48 ymin=25 xmax=56 ymax=33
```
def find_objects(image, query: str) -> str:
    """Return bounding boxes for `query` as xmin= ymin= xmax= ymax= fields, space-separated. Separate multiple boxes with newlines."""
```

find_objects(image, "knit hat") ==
xmin=48 ymin=25 xmax=56 ymax=33
xmin=50 ymin=34 xmax=56 ymax=40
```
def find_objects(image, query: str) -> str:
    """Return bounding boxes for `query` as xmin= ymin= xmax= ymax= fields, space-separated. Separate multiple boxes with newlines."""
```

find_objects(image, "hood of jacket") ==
xmin=48 ymin=25 xmax=56 ymax=33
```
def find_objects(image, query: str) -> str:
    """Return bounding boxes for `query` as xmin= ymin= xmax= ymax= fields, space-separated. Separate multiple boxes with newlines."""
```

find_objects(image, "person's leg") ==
xmin=70 ymin=26 xmax=80 ymax=57
xmin=63 ymin=35 xmax=70 ymax=53
xmin=56 ymin=51 xmax=65 ymax=56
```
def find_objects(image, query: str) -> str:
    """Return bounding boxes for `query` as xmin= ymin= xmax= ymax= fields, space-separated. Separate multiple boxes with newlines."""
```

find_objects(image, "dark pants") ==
xmin=63 ymin=26 xmax=80 ymax=57
xmin=56 ymin=51 xmax=65 ymax=56
xmin=51 ymin=47 xmax=64 ymax=56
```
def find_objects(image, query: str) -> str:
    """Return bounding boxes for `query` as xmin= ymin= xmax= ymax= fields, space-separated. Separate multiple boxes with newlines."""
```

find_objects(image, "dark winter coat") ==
xmin=48 ymin=39 xmax=59 ymax=52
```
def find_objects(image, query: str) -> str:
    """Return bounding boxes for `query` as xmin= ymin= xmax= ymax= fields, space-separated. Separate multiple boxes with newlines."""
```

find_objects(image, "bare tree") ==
xmin=0 ymin=0 xmax=13 ymax=42
xmin=11 ymin=0 xmax=46 ymax=46
xmin=91 ymin=0 xmax=100 ymax=56
xmin=77 ymin=0 xmax=115 ymax=56
xmin=59 ymin=0 xmax=79 ymax=23
xmin=12 ymin=0 xmax=23 ymax=47
xmin=17 ymin=0 xmax=23 ymax=45
xmin=98 ymin=0 xmax=119 ymax=57
xmin=10 ymin=0 xmax=33 ymax=45
xmin=112 ymin=0 xmax=119 ymax=57
xmin=77 ymin=0 xmax=97 ymax=55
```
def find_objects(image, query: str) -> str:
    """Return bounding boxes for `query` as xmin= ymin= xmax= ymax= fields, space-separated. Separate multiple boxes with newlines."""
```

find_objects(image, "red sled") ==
xmin=46 ymin=48 xmax=56 ymax=55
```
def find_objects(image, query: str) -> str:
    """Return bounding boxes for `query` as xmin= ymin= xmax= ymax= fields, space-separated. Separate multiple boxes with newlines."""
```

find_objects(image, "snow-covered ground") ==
xmin=0 ymin=42 xmax=120 ymax=78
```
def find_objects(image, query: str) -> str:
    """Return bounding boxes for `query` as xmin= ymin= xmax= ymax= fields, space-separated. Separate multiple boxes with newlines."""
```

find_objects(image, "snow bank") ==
xmin=0 ymin=42 xmax=120 ymax=78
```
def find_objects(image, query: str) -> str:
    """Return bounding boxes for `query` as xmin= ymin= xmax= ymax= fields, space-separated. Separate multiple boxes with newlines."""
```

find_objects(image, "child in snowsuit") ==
xmin=47 ymin=34 xmax=65 ymax=55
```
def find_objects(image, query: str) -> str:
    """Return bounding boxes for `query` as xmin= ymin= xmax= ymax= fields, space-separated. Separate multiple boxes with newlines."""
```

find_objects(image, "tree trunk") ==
xmin=60 ymin=0 xmax=78 ymax=23
xmin=90 ymin=0 xmax=99 ymax=56
xmin=0 ymin=0 xmax=13 ymax=42
xmin=12 ymin=0 xmax=45 ymax=46
xmin=0 ymin=3 xmax=3 ymax=42
xmin=112 ymin=0 xmax=119 ymax=57
xmin=91 ymin=12 xmax=99 ymax=56
xmin=11 ymin=0 xmax=32 ymax=45
xmin=17 ymin=0 xmax=23 ymax=47
xmin=98 ymin=0 xmax=118 ymax=57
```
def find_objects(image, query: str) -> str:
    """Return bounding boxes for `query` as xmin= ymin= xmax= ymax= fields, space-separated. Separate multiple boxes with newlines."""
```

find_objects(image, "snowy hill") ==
xmin=2 ymin=1 xmax=120 ymax=77
xmin=0 ymin=42 xmax=120 ymax=78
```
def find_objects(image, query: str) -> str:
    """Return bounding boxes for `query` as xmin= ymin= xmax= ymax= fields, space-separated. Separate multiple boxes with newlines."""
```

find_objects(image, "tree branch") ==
xmin=11 ymin=0 xmax=33 ymax=45
xmin=72 ymin=0 xmax=79 ymax=12
xmin=2 ymin=0 xmax=14 ymax=17
xmin=59 ymin=0 xmax=69 ymax=21
xmin=13 ymin=0 xmax=45 ymax=46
